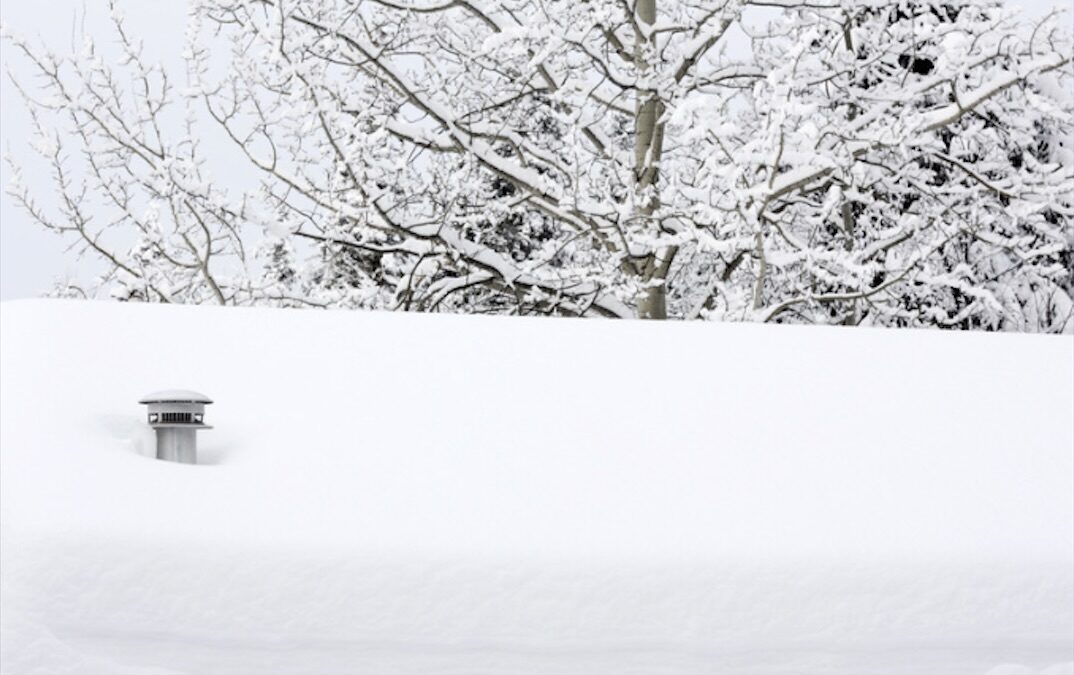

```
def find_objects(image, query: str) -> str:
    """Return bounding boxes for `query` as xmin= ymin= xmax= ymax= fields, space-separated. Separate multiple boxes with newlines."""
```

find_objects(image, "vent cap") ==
xmin=138 ymin=390 xmax=213 ymax=405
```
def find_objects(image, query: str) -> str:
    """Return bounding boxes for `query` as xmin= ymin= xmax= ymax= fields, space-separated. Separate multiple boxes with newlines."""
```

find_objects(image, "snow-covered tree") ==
xmin=4 ymin=0 xmax=1072 ymax=330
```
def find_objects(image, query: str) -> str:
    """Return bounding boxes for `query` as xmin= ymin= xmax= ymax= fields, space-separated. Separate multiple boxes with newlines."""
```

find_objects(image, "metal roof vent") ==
xmin=139 ymin=390 xmax=213 ymax=464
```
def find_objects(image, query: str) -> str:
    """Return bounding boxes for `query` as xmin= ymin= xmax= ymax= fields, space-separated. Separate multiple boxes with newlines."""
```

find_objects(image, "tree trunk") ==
xmin=638 ymin=284 xmax=667 ymax=319
xmin=633 ymin=0 xmax=669 ymax=319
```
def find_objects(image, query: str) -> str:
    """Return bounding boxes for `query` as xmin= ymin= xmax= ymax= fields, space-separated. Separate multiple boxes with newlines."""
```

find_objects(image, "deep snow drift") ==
xmin=1 ymin=299 xmax=1071 ymax=675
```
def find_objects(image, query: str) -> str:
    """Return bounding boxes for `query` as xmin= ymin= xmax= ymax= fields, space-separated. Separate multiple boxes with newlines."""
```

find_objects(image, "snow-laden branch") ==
xmin=5 ymin=0 xmax=1071 ymax=331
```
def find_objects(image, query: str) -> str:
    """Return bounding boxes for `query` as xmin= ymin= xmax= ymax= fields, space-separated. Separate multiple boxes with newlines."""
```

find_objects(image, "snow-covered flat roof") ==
xmin=1 ymin=300 xmax=1071 ymax=674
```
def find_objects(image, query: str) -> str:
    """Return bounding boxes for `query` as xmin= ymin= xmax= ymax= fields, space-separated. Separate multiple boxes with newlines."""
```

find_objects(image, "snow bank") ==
xmin=1 ymin=300 xmax=1071 ymax=674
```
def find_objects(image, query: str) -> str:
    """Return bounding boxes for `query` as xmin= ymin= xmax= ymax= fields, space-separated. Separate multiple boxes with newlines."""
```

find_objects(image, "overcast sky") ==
xmin=1 ymin=0 xmax=1070 ymax=300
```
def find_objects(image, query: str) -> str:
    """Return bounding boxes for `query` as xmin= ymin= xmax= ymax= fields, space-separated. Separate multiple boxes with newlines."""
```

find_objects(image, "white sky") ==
xmin=1 ymin=0 xmax=1070 ymax=300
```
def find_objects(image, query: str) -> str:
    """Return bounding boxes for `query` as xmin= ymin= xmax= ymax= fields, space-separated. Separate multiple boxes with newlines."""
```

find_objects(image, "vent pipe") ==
xmin=138 ymin=390 xmax=213 ymax=464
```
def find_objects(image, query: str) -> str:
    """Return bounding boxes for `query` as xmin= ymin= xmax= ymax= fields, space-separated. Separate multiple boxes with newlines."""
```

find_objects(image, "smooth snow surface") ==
xmin=1 ymin=300 xmax=1071 ymax=674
